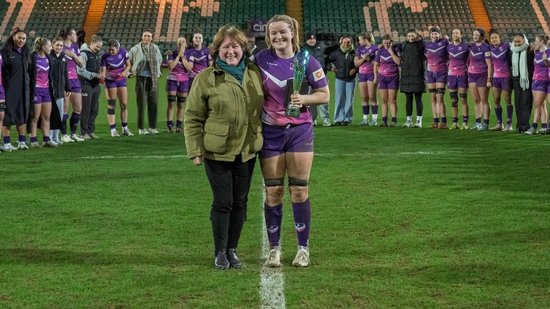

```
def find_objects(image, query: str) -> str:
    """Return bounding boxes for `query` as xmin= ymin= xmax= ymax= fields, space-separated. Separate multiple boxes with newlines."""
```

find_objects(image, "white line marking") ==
xmin=80 ymin=154 xmax=185 ymax=159
xmin=260 ymin=190 xmax=286 ymax=309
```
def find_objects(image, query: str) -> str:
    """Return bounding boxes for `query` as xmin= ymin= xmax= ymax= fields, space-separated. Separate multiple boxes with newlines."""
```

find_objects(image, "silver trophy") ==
xmin=287 ymin=49 xmax=310 ymax=118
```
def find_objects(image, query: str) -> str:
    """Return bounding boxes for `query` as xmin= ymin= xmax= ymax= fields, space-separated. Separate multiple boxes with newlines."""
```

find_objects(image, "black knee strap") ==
xmin=0 ymin=102 xmax=6 ymax=111
xmin=177 ymin=96 xmax=187 ymax=104
xmin=107 ymin=108 xmax=116 ymax=115
xmin=108 ymin=99 xmax=116 ymax=107
xmin=167 ymin=95 xmax=177 ymax=103
xmin=450 ymin=92 xmax=458 ymax=99
xmin=459 ymin=93 xmax=468 ymax=99
xmin=428 ymin=88 xmax=437 ymax=93
xmin=264 ymin=178 xmax=284 ymax=187
xmin=436 ymin=88 xmax=446 ymax=95
xmin=288 ymin=177 xmax=308 ymax=186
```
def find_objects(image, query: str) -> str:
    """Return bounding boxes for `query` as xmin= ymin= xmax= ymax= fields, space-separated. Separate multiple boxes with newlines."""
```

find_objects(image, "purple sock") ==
xmin=391 ymin=117 xmax=397 ymax=123
xmin=441 ymin=117 xmax=447 ymax=124
xmin=476 ymin=118 xmax=481 ymax=124
xmin=292 ymin=199 xmax=311 ymax=247
xmin=372 ymin=105 xmax=379 ymax=114
xmin=543 ymin=123 xmax=548 ymax=129
xmin=264 ymin=204 xmax=282 ymax=247
xmin=506 ymin=105 xmax=513 ymax=125
xmin=434 ymin=118 xmax=440 ymax=124
xmin=463 ymin=115 xmax=469 ymax=123
xmin=362 ymin=105 xmax=369 ymax=115
xmin=70 ymin=112 xmax=80 ymax=134
xmin=19 ymin=135 xmax=26 ymax=142
xmin=122 ymin=122 xmax=128 ymax=128
xmin=110 ymin=124 xmax=116 ymax=130
xmin=3 ymin=136 xmax=10 ymax=144
xmin=176 ymin=120 xmax=183 ymax=128
xmin=484 ymin=119 xmax=489 ymax=125
xmin=452 ymin=117 xmax=458 ymax=123
xmin=167 ymin=120 xmax=173 ymax=129
xmin=43 ymin=136 xmax=50 ymax=142
xmin=30 ymin=136 xmax=37 ymax=143
xmin=61 ymin=113 xmax=68 ymax=134
xmin=382 ymin=116 xmax=387 ymax=124
xmin=495 ymin=106 xmax=503 ymax=124
xmin=533 ymin=123 xmax=538 ymax=129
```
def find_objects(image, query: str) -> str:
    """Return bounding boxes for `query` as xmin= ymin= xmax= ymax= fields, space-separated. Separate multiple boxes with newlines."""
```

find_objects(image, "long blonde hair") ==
xmin=265 ymin=14 xmax=300 ymax=53
xmin=33 ymin=37 xmax=50 ymax=53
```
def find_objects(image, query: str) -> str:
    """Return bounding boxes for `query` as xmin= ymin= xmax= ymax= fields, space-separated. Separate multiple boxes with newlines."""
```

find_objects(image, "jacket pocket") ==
xmin=250 ymin=122 xmax=263 ymax=151
xmin=203 ymin=121 xmax=229 ymax=153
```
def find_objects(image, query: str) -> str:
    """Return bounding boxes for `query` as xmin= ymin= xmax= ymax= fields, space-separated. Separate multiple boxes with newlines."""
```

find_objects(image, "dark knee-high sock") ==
xmin=292 ymin=199 xmax=311 ymax=247
xmin=264 ymin=204 xmax=282 ymax=247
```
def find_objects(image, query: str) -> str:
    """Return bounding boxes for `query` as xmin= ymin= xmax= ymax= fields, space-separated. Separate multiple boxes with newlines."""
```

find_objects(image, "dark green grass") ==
xmin=1 ymin=73 xmax=549 ymax=308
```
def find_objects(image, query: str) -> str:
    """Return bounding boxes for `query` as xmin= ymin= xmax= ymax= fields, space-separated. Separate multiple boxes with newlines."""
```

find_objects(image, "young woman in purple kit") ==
xmin=373 ymin=34 xmax=401 ymax=127
xmin=468 ymin=28 xmax=493 ymax=131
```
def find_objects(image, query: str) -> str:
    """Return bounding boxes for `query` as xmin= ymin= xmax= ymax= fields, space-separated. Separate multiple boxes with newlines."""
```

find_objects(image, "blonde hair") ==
xmin=90 ymin=35 xmax=102 ymax=44
xmin=265 ymin=14 xmax=300 ymax=53
xmin=210 ymin=24 xmax=248 ymax=60
xmin=358 ymin=32 xmax=375 ymax=44
xmin=33 ymin=37 xmax=50 ymax=53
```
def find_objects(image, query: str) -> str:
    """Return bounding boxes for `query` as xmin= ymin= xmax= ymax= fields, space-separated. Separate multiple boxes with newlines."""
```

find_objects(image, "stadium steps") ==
xmin=286 ymin=0 xmax=304 ymax=40
xmin=467 ymin=0 xmax=492 ymax=30
xmin=82 ymin=0 xmax=107 ymax=37
xmin=484 ymin=0 xmax=546 ymax=38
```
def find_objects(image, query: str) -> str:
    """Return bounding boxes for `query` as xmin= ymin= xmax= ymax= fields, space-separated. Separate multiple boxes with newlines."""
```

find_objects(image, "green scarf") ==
xmin=340 ymin=44 xmax=354 ymax=57
xmin=216 ymin=56 xmax=246 ymax=84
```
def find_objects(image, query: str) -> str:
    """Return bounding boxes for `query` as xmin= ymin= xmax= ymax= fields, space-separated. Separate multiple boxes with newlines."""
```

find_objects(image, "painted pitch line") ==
xmin=260 ymin=191 xmax=286 ymax=309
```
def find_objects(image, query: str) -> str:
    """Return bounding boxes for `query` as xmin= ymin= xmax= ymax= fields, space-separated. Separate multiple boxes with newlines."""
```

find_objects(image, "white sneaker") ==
xmin=414 ymin=119 xmax=422 ymax=128
xmin=17 ymin=141 xmax=29 ymax=150
xmin=369 ymin=119 xmax=378 ymax=127
xmin=148 ymin=128 xmax=159 ymax=135
xmin=54 ymin=138 xmax=63 ymax=145
xmin=292 ymin=247 xmax=310 ymax=267
xmin=122 ymin=127 xmax=134 ymax=136
xmin=524 ymin=127 xmax=536 ymax=135
xmin=264 ymin=248 xmax=282 ymax=267
xmin=403 ymin=120 xmax=412 ymax=128
xmin=322 ymin=119 xmax=331 ymax=127
xmin=2 ymin=143 xmax=17 ymax=152
xmin=30 ymin=141 xmax=41 ymax=148
xmin=360 ymin=118 xmax=369 ymax=126
xmin=502 ymin=124 xmax=513 ymax=132
xmin=111 ymin=130 xmax=120 ymax=137
xmin=71 ymin=134 xmax=85 ymax=142
xmin=43 ymin=140 xmax=58 ymax=148
xmin=81 ymin=133 xmax=92 ymax=140
xmin=138 ymin=129 xmax=149 ymax=135
xmin=0 ymin=144 xmax=7 ymax=152
xmin=61 ymin=134 xmax=74 ymax=143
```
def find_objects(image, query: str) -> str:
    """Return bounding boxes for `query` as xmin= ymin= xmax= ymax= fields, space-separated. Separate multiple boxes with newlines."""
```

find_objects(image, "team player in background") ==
xmin=166 ymin=37 xmax=192 ymax=133
xmin=489 ymin=30 xmax=514 ymax=131
xmin=468 ymin=28 xmax=493 ymax=131
xmin=187 ymin=29 xmax=212 ymax=87
xmin=425 ymin=26 xmax=449 ymax=129
xmin=100 ymin=40 xmax=133 ymax=137
xmin=355 ymin=32 xmax=379 ymax=126
xmin=1 ymin=29 xmax=32 ymax=151
xmin=447 ymin=29 xmax=470 ymax=130
xmin=49 ymin=36 xmax=71 ymax=145
xmin=374 ymin=34 xmax=401 ymax=127
xmin=525 ymin=34 xmax=550 ymax=135
xmin=58 ymin=27 xmax=85 ymax=142
xmin=255 ymin=14 xmax=329 ymax=267
xmin=29 ymin=38 xmax=56 ymax=148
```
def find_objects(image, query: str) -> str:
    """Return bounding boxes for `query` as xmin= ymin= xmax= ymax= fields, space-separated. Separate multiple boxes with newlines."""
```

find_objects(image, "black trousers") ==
xmin=512 ymin=77 xmax=533 ymax=132
xmin=404 ymin=92 xmax=423 ymax=117
xmin=135 ymin=76 xmax=158 ymax=130
xmin=80 ymin=84 xmax=100 ymax=134
xmin=204 ymin=156 xmax=256 ymax=253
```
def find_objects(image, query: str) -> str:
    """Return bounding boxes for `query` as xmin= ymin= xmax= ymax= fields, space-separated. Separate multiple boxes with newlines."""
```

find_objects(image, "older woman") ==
xmin=184 ymin=25 xmax=264 ymax=269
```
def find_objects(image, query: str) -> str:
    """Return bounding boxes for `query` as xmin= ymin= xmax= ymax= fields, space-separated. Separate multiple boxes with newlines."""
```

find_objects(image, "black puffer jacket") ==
xmin=400 ymin=40 xmax=426 ymax=93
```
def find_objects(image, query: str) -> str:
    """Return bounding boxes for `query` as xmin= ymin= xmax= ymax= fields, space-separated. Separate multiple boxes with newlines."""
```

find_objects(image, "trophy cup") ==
xmin=287 ymin=49 xmax=310 ymax=118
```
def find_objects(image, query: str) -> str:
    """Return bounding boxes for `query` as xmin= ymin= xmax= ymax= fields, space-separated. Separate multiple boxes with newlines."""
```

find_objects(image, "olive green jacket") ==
xmin=184 ymin=61 xmax=264 ymax=162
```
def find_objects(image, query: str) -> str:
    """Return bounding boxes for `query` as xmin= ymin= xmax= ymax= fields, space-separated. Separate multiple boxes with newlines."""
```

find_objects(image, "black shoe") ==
xmin=227 ymin=249 xmax=242 ymax=269
xmin=214 ymin=250 xmax=229 ymax=270
xmin=334 ymin=122 xmax=341 ymax=126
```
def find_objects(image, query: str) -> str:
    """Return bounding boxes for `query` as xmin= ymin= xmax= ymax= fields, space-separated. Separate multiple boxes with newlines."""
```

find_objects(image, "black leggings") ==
xmin=405 ymin=92 xmax=423 ymax=117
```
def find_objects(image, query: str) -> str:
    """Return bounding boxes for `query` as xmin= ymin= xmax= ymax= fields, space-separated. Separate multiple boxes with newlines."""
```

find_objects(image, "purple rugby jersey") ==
xmin=468 ymin=42 xmax=491 ymax=74
xmin=186 ymin=47 xmax=211 ymax=77
xmin=491 ymin=42 xmax=511 ymax=78
xmin=63 ymin=43 xmax=80 ymax=80
xmin=35 ymin=53 xmax=50 ymax=88
xmin=167 ymin=50 xmax=190 ymax=82
xmin=357 ymin=44 xmax=378 ymax=75
xmin=425 ymin=39 xmax=449 ymax=73
xmin=100 ymin=48 xmax=129 ymax=81
xmin=447 ymin=42 xmax=469 ymax=76
xmin=374 ymin=45 xmax=401 ymax=77
xmin=254 ymin=49 xmax=328 ymax=126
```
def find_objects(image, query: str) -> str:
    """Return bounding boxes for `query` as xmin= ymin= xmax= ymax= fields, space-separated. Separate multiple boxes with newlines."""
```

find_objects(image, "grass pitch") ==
xmin=1 ymin=73 xmax=549 ymax=308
